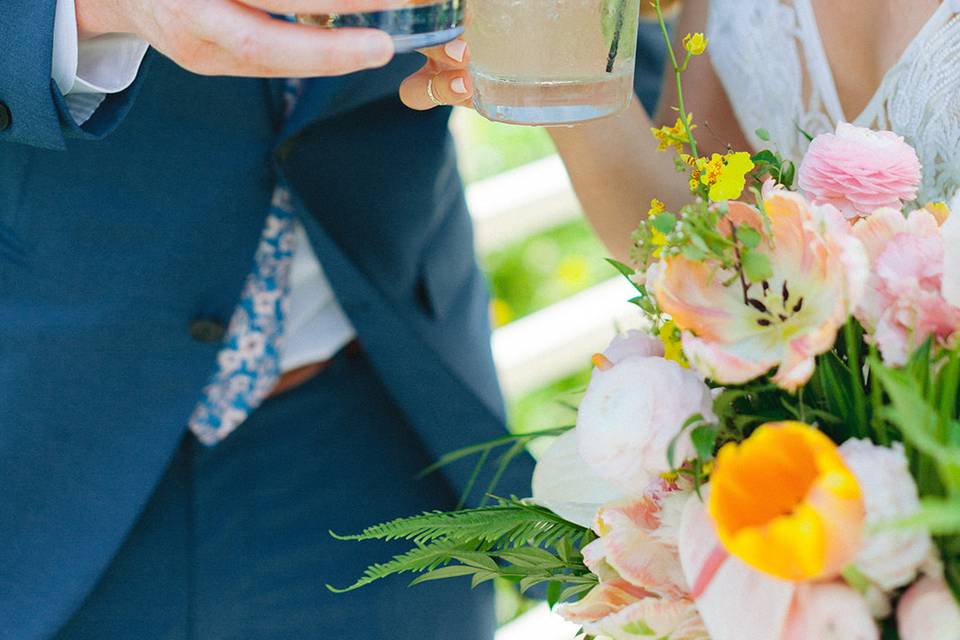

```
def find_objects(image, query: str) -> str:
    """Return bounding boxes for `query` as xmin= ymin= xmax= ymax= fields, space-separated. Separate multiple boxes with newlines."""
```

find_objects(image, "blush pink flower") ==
xmin=782 ymin=582 xmax=878 ymax=640
xmin=798 ymin=123 xmax=921 ymax=219
xmin=897 ymin=575 xmax=960 ymax=640
xmin=557 ymin=484 xmax=709 ymax=640
xmin=853 ymin=208 xmax=960 ymax=365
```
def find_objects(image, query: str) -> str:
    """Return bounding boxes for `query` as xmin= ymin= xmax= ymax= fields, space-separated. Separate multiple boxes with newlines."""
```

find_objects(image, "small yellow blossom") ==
xmin=683 ymin=32 xmax=708 ymax=56
xmin=648 ymin=198 xmax=666 ymax=216
xmin=650 ymin=228 xmax=668 ymax=258
xmin=925 ymin=201 xmax=951 ymax=225
xmin=651 ymin=115 xmax=697 ymax=154
xmin=658 ymin=319 xmax=688 ymax=366
xmin=695 ymin=151 xmax=755 ymax=201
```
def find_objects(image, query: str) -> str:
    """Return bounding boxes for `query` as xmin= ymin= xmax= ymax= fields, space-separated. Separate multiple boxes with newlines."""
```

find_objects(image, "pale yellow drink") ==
xmin=466 ymin=0 xmax=640 ymax=126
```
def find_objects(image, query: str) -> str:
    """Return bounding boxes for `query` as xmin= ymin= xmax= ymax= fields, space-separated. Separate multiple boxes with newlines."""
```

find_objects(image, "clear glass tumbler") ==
xmin=466 ymin=0 xmax=641 ymax=126
xmin=298 ymin=0 xmax=466 ymax=54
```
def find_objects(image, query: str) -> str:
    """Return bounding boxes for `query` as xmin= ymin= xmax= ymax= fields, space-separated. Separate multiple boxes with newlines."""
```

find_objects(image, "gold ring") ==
xmin=426 ymin=76 xmax=443 ymax=107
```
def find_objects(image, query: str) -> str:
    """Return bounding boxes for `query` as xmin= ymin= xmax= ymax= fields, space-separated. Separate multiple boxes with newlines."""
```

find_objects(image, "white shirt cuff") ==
xmin=52 ymin=0 xmax=149 ymax=123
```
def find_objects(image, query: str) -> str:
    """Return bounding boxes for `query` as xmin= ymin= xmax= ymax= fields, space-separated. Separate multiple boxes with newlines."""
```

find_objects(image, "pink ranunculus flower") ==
xmin=853 ymin=208 xmax=960 ymax=365
xmin=897 ymin=575 xmax=960 ymax=640
xmin=798 ymin=123 xmax=922 ymax=220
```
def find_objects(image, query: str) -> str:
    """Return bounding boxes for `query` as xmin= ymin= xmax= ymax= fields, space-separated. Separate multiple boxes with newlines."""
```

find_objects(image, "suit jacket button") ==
xmin=0 ymin=103 xmax=11 ymax=132
xmin=189 ymin=318 xmax=227 ymax=344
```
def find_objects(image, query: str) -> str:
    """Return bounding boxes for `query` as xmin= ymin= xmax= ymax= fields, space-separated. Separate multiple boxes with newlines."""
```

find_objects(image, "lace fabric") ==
xmin=707 ymin=0 xmax=960 ymax=205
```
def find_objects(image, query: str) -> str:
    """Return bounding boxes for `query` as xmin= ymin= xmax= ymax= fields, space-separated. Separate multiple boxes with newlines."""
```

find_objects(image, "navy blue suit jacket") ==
xmin=0 ymin=4 xmax=665 ymax=637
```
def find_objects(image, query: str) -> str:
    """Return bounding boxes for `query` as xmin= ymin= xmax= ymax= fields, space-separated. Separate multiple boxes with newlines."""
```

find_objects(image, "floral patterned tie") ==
xmin=188 ymin=79 xmax=304 ymax=445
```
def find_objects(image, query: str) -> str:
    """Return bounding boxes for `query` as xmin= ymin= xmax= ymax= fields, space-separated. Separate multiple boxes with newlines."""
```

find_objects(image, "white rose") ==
xmin=840 ymin=439 xmax=932 ymax=591
xmin=578 ymin=355 xmax=715 ymax=494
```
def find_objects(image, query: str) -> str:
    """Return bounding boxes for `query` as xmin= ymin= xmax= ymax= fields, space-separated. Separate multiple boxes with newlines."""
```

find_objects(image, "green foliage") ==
xmin=328 ymin=498 xmax=598 ymax=597
xmin=484 ymin=220 xmax=610 ymax=326
xmin=451 ymin=111 xmax=556 ymax=185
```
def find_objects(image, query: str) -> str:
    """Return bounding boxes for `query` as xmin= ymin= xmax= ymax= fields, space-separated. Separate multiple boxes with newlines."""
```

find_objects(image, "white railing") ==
xmin=465 ymin=154 xmax=642 ymax=400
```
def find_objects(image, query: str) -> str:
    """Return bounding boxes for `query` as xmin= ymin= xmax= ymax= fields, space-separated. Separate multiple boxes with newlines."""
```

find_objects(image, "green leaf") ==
xmin=668 ymin=413 xmax=705 ymax=468
xmin=741 ymin=249 xmax=773 ymax=282
xmin=755 ymin=128 xmax=771 ymax=142
xmin=547 ymin=581 xmax=563 ymax=608
xmin=559 ymin=582 xmax=596 ymax=603
xmin=652 ymin=212 xmax=677 ymax=234
xmin=408 ymin=564 xmax=479 ymax=585
xmin=873 ymin=363 xmax=960 ymax=468
xmin=470 ymin=571 xmax=498 ymax=588
xmin=779 ymin=160 xmax=796 ymax=188
xmin=519 ymin=575 xmax=549 ymax=594
xmin=681 ymin=244 xmax=707 ymax=261
xmin=497 ymin=548 xmax=565 ymax=569
xmin=750 ymin=149 xmax=779 ymax=167
xmin=605 ymin=258 xmax=644 ymax=293
xmin=690 ymin=425 xmax=718 ymax=461
xmin=884 ymin=497 xmax=960 ymax=535
xmin=736 ymin=225 xmax=762 ymax=249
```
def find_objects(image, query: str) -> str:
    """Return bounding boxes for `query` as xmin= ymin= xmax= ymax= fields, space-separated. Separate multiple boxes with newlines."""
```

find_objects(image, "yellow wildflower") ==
xmin=658 ymin=319 xmax=688 ymax=366
xmin=683 ymin=32 xmax=708 ymax=56
xmin=650 ymin=228 xmax=668 ymax=258
xmin=648 ymin=198 xmax=666 ymax=216
xmin=696 ymin=151 xmax=755 ymax=201
xmin=651 ymin=115 xmax=697 ymax=154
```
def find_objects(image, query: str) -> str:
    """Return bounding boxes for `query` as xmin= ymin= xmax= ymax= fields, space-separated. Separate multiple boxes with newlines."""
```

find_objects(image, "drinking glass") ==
xmin=298 ymin=0 xmax=466 ymax=53
xmin=466 ymin=0 xmax=641 ymax=126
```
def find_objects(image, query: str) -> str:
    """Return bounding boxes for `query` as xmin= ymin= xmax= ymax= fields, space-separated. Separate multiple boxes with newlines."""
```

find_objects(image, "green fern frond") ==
xmin=330 ymin=500 xmax=591 ymax=550
xmin=326 ymin=540 xmax=466 ymax=593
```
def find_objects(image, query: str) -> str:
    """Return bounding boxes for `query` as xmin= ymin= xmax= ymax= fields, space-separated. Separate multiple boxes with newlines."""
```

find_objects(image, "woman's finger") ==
xmin=399 ymin=68 xmax=473 ymax=110
xmin=417 ymin=38 xmax=470 ymax=68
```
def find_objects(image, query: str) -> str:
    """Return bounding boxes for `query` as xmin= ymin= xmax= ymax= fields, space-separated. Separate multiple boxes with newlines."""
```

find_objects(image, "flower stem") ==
xmin=844 ymin=320 xmax=868 ymax=438
xmin=653 ymin=0 xmax=699 ymax=158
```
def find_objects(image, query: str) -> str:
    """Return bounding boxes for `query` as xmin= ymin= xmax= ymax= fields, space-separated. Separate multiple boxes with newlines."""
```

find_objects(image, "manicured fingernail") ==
xmin=451 ymin=77 xmax=468 ymax=94
xmin=444 ymin=39 xmax=467 ymax=63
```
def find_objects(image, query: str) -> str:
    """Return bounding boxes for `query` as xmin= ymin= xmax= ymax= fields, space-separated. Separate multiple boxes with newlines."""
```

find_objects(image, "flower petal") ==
xmin=678 ymin=490 xmax=795 ymax=640
xmin=531 ymin=429 xmax=624 ymax=528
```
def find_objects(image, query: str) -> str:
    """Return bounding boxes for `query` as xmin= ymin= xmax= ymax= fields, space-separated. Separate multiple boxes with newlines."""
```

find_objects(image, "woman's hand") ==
xmin=400 ymin=38 xmax=473 ymax=110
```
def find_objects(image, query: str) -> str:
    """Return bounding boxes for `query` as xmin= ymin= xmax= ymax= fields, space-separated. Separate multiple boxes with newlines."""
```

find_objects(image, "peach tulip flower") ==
xmin=653 ymin=192 xmax=867 ymax=392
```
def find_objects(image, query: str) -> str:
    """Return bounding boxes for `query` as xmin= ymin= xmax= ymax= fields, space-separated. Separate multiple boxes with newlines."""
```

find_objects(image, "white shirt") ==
xmin=52 ymin=0 xmax=357 ymax=372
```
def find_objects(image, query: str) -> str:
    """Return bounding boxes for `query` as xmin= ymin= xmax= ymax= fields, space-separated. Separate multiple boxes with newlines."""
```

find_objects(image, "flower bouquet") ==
xmin=329 ymin=3 xmax=960 ymax=638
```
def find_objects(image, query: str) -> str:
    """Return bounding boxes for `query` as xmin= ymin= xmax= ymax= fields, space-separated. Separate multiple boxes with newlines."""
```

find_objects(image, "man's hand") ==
xmin=75 ymin=0 xmax=402 ymax=77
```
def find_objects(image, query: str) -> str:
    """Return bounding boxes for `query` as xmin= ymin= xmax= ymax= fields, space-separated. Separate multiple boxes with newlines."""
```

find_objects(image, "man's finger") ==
xmin=239 ymin=0 xmax=410 ymax=16
xmin=190 ymin=1 xmax=395 ymax=77
xmin=400 ymin=69 xmax=472 ymax=110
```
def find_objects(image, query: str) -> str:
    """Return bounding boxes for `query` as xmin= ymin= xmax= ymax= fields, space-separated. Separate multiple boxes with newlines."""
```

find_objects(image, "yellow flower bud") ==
xmin=683 ymin=32 xmax=709 ymax=56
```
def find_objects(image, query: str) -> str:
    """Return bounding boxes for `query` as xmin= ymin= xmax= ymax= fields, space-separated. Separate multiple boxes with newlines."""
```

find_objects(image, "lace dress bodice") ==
xmin=707 ymin=0 xmax=960 ymax=205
